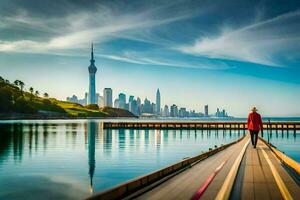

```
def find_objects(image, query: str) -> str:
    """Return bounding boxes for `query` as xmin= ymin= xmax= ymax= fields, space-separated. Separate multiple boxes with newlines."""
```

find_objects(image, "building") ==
xmin=118 ymin=93 xmax=126 ymax=109
xmin=142 ymin=98 xmax=151 ymax=113
xmin=216 ymin=108 xmax=220 ymax=117
xmin=179 ymin=107 xmax=187 ymax=118
xmin=66 ymin=93 xmax=88 ymax=106
xmin=88 ymin=44 xmax=97 ymax=104
xmin=128 ymin=95 xmax=134 ymax=104
xmin=156 ymin=89 xmax=161 ymax=115
xmin=98 ymin=95 xmax=104 ymax=107
xmin=129 ymin=99 xmax=138 ymax=115
xmin=151 ymin=103 xmax=156 ymax=114
xmin=103 ymin=88 xmax=113 ymax=107
xmin=170 ymin=104 xmax=178 ymax=117
xmin=66 ymin=95 xmax=79 ymax=103
xmin=114 ymin=99 xmax=119 ymax=108
xmin=163 ymin=105 xmax=169 ymax=117
xmin=204 ymin=105 xmax=209 ymax=117
xmin=136 ymin=97 xmax=142 ymax=115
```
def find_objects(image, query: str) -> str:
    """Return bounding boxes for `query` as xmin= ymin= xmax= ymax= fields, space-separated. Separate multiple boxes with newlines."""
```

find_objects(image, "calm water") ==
xmin=0 ymin=119 xmax=298 ymax=200
xmin=261 ymin=130 xmax=300 ymax=162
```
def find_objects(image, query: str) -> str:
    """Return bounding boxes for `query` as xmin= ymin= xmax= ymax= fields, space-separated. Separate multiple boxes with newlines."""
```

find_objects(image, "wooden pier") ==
xmin=87 ymin=134 xmax=300 ymax=200
xmin=103 ymin=121 xmax=300 ymax=130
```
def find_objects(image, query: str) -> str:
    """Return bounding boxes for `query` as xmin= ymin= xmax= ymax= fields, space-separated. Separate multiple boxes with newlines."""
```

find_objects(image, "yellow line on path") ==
xmin=261 ymin=148 xmax=293 ymax=200
xmin=215 ymin=138 xmax=250 ymax=200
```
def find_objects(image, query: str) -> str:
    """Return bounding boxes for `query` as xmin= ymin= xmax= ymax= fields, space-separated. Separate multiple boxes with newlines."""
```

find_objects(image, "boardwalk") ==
xmin=103 ymin=121 xmax=300 ymax=131
xmin=88 ymin=134 xmax=300 ymax=200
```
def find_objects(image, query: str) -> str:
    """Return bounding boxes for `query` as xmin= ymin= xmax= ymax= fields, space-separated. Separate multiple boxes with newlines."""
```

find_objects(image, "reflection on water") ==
xmin=3 ymin=120 xmax=298 ymax=199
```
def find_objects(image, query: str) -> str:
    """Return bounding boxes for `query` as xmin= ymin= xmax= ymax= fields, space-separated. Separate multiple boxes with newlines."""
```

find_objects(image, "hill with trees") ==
xmin=0 ymin=76 xmax=137 ymax=119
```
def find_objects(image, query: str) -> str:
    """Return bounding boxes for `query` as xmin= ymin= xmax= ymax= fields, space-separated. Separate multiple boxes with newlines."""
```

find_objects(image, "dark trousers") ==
xmin=250 ymin=130 xmax=259 ymax=148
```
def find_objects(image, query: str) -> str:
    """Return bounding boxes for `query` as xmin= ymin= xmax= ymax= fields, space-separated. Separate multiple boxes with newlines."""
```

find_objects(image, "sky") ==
xmin=0 ymin=0 xmax=300 ymax=117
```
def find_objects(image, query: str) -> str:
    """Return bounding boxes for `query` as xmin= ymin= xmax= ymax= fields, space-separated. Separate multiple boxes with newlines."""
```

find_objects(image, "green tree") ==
xmin=43 ymin=93 xmax=49 ymax=98
xmin=14 ymin=80 xmax=19 ymax=88
xmin=0 ymin=76 xmax=4 ymax=82
xmin=19 ymin=81 xmax=25 ymax=93
xmin=29 ymin=87 xmax=34 ymax=95
xmin=35 ymin=90 xmax=39 ymax=97
xmin=0 ymin=86 xmax=13 ymax=112
xmin=29 ymin=87 xmax=34 ymax=100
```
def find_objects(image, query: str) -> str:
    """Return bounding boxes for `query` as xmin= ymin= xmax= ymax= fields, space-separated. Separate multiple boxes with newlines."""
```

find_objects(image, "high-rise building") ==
xmin=156 ymin=89 xmax=161 ymax=115
xmin=67 ymin=93 xmax=88 ymax=106
xmin=163 ymin=105 xmax=169 ymax=117
xmin=114 ymin=99 xmax=119 ymax=108
xmin=216 ymin=108 xmax=220 ymax=117
xmin=128 ymin=95 xmax=134 ymax=104
xmin=142 ymin=98 xmax=151 ymax=113
xmin=170 ymin=104 xmax=178 ymax=117
xmin=88 ymin=44 xmax=97 ymax=104
xmin=118 ymin=93 xmax=126 ymax=109
xmin=98 ymin=95 xmax=104 ymax=107
xmin=179 ymin=107 xmax=187 ymax=118
xmin=204 ymin=105 xmax=209 ymax=117
xmin=129 ymin=99 xmax=138 ymax=115
xmin=151 ymin=103 xmax=156 ymax=114
xmin=103 ymin=88 xmax=113 ymax=107
xmin=136 ymin=97 xmax=141 ymax=115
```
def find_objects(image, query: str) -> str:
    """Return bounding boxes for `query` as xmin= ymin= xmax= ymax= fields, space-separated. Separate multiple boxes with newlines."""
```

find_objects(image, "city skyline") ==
xmin=67 ymin=87 xmax=230 ymax=118
xmin=1 ymin=0 xmax=300 ymax=117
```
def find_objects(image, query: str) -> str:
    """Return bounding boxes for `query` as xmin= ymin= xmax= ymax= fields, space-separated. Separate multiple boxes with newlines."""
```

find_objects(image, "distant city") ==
xmin=66 ymin=44 xmax=230 ymax=118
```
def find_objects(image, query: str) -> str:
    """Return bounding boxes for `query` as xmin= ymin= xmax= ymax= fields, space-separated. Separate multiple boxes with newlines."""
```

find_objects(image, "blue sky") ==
xmin=0 ymin=0 xmax=300 ymax=117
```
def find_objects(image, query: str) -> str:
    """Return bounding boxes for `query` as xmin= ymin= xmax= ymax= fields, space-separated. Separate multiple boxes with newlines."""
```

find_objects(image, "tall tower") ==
xmin=156 ymin=89 xmax=161 ymax=115
xmin=88 ymin=43 xmax=97 ymax=104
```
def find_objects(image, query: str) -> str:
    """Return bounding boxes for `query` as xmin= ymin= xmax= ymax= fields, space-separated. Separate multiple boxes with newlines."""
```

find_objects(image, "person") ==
xmin=247 ymin=107 xmax=263 ymax=148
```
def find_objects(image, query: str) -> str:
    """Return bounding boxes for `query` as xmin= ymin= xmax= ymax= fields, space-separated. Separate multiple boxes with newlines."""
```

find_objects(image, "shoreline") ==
xmin=0 ymin=114 xmax=138 ymax=120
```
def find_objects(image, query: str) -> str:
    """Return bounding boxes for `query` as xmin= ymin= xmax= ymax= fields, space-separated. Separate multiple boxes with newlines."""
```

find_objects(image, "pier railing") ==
xmin=103 ymin=121 xmax=300 ymax=130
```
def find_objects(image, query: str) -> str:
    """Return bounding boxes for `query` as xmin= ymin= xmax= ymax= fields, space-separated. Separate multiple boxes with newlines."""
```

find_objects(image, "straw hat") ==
xmin=251 ymin=107 xmax=258 ymax=112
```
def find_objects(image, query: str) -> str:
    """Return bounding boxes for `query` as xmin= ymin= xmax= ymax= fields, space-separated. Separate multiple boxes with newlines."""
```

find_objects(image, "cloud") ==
xmin=98 ymin=51 xmax=231 ymax=70
xmin=0 ymin=0 xmax=201 ymax=53
xmin=178 ymin=10 xmax=300 ymax=67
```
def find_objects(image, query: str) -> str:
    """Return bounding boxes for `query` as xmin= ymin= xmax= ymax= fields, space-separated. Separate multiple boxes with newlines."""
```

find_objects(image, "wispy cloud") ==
xmin=98 ymin=51 xmax=231 ymax=70
xmin=178 ymin=10 xmax=300 ymax=67
xmin=0 ymin=1 xmax=201 ymax=53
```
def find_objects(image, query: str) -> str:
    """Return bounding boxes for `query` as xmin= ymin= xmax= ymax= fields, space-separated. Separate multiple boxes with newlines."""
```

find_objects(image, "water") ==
xmin=262 ymin=130 xmax=300 ymax=162
xmin=0 ymin=119 xmax=298 ymax=200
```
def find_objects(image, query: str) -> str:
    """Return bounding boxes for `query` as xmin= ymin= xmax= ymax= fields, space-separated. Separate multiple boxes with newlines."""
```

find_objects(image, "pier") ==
xmin=88 ymin=133 xmax=300 ymax=200
xmin=104 ymin=121 xmax=300 ymax=130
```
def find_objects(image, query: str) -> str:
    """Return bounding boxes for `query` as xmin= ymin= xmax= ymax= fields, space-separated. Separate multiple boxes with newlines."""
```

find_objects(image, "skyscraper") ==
xmin=88 ymin=43 xmax=97 ymax=104
xmin=170 ymin=104 xmax=178 ymax=117
xmin=114 ymin=99 xmax=119 ymax=108
xmin=118 ymin=93 xmax=126 ymax=109
xmin=103 ymin=88 xmax=113 ymax=107
xmin=163 ymin=105 xmax=169 ymax=117
xmin=156 ymin=89 xmax=161 ymax=115
xmin=204 ymin=105 xmax=209 ymax=117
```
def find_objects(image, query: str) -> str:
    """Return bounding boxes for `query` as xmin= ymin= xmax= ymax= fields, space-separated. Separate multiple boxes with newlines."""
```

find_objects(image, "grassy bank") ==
xmin=0 ymin=77 xmax=136 ymax=119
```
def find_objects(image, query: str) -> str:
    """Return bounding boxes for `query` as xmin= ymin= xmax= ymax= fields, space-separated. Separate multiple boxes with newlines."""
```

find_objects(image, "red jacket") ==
xmin=247 ymin=112 xmax=263 ymax=131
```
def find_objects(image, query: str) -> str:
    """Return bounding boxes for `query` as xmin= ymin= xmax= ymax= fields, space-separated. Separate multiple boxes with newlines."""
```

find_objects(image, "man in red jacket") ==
xmin=247 ymin=107 xmax=263 ymax=148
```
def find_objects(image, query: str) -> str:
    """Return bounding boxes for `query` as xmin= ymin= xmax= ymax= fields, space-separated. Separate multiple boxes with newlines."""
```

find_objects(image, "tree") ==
xmin=35 ymin=90 xmax=39 ymax=97
xmin=19 ymin=81 xmax=25 ymax=93
xmin=29 ymin=87 xmax=34 ymax=95
xmin=0 ymin=86 xmax=13 ymax=112
xmin=29 ymin=87 xmax=34 ymax=100
xmin=43 ymin=93 xmax=49 ymax=98
xmin=14 ymin=80 xmax=19 ymax=88
xmin=0 ymin=76 xmax=4 ymax=82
